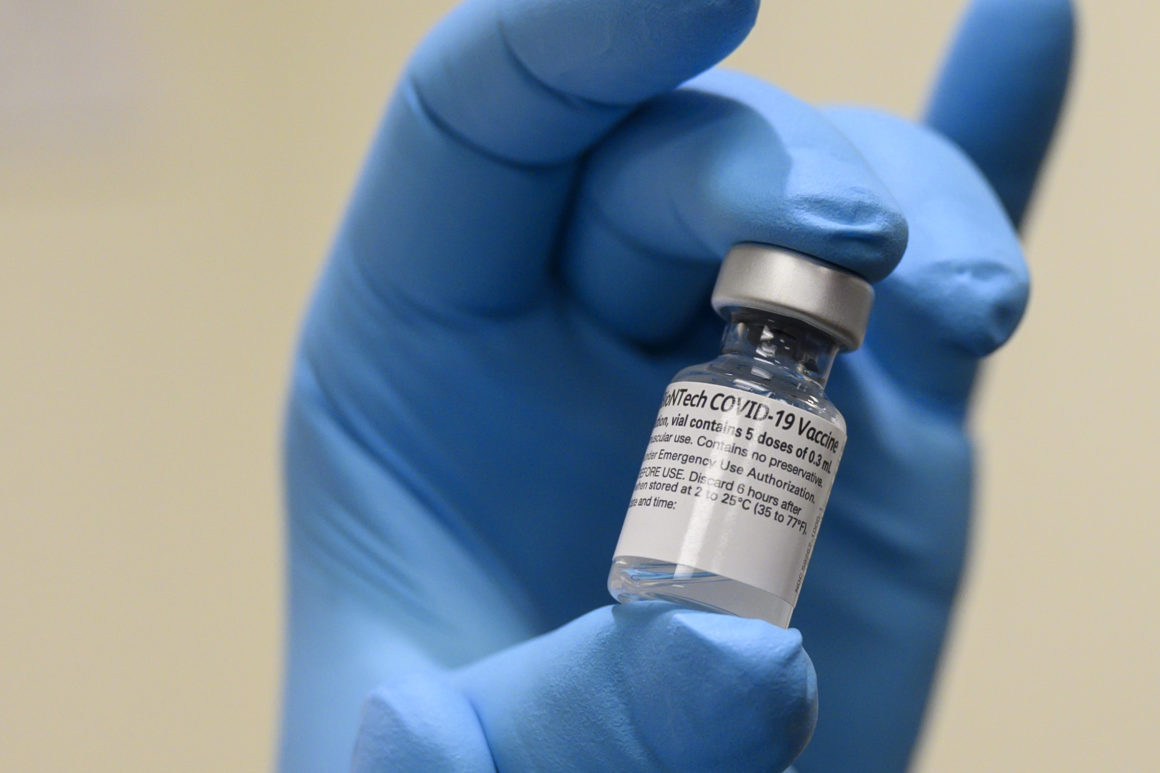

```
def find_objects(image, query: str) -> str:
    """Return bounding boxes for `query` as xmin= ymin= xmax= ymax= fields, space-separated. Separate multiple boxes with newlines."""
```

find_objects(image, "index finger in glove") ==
xmin=340 ymin=0 xmax=759 ymax=314
xmin=560 ymin=69 xmax=908 ymax=347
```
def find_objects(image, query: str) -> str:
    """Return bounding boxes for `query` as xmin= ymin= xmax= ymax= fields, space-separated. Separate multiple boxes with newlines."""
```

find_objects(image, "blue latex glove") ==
xmin=279 ymin=0 xmax=1074 ymax=770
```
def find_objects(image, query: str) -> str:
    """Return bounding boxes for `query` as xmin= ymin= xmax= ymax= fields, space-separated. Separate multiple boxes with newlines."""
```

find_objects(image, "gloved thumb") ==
xmin=352 ymin=602 xmax=817 ymax=772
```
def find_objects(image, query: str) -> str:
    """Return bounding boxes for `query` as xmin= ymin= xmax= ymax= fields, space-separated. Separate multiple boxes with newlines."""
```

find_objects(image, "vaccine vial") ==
xmin=608 ymin=244 xmax=873 ymax=627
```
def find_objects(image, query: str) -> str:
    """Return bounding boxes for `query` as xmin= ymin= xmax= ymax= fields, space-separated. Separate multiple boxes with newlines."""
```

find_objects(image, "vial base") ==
xmin=608 ymin=557 xmax=794 ymax=628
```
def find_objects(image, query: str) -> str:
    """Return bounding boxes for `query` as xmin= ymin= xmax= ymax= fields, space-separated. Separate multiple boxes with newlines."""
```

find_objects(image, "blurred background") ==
xmin=2 ymin=1 xmax=1156 ymax=770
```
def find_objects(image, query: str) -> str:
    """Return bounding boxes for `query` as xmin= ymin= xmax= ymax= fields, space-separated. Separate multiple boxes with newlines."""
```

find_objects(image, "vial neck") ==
xmin=720 ymin=311 xmax=839 ymax=390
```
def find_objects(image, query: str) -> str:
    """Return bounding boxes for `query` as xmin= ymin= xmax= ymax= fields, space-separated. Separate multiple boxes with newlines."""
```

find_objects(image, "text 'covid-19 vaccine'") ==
xmin=608 ymin=243 xmax=873 ymax=627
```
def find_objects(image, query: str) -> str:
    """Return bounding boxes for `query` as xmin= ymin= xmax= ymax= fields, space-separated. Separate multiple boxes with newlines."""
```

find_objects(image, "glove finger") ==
xmin=561 ymin=70 xmax=908 ymax=348
xmin=340 ymin=0 xmax=758 ymax=315
xmin=924 ymin=0 xmax=1076 ymax=227
xmin=826 ymin=108 xmax=1029 ymax=409
xmin=451 ymin=603 xmax=817 ymax=773
xmin=354 ymin=673 xmax=497 ymax=772
xmin=790 ymin=347 xmax=974 ymax=773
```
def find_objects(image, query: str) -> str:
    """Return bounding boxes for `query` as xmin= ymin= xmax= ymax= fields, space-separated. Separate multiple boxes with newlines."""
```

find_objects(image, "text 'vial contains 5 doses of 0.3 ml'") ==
xmin=609 ymin=244 xmax=873 ymax=627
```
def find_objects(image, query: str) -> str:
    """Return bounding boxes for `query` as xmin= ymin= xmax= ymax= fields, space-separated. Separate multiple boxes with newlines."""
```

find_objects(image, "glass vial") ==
xmin=608 ymin=244 xmax=874 ymax=627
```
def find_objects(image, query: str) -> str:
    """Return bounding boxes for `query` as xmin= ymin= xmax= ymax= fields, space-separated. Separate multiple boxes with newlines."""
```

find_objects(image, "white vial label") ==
xmin=614 ymin=382 xmax=847 ymax=607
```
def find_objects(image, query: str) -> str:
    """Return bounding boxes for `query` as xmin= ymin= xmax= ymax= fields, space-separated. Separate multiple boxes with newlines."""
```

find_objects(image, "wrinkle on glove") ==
xmin=352 ymin=603 xmax=817 ymax=773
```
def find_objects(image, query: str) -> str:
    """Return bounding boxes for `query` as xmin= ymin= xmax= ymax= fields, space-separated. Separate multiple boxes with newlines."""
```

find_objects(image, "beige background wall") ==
xmin=2 ymin=1 xmax=1155 ymax=770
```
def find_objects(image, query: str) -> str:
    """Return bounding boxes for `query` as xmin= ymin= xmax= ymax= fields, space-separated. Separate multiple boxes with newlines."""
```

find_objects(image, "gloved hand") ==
xmin=279 ymin=0 xmax=1074 ymax=770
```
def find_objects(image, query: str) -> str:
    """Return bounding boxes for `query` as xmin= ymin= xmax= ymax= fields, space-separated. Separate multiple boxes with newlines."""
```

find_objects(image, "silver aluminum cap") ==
xmin=711 ymin=243 xmax=874 ymax=351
